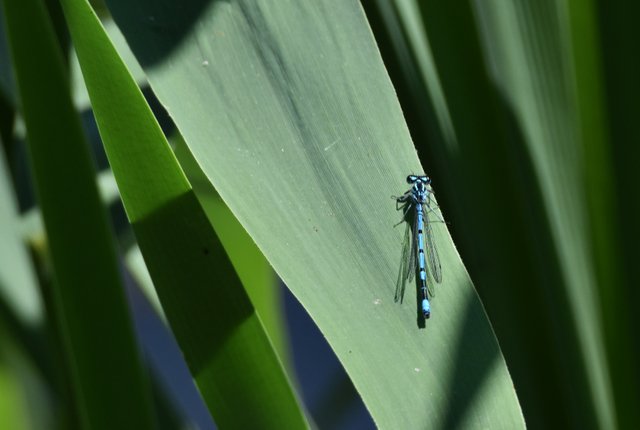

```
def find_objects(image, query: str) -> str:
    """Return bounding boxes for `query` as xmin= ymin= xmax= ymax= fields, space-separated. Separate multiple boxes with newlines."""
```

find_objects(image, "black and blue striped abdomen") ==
xmin=415 ymin=203 xmax=430 ymax=318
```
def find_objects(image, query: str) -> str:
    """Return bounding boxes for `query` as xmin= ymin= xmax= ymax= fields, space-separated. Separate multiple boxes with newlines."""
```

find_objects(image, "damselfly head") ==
xmin=406 ymin=175 xmax=430 ymax=185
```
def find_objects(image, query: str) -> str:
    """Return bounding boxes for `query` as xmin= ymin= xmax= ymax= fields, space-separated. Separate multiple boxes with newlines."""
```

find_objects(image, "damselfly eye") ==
xmin=423 ymin=176 xmax=431 ymax=184
xmin=407 ymin=175 xmax=417 ymax=184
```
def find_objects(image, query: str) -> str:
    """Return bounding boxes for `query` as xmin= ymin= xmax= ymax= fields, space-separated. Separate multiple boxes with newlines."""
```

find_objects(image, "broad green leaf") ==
xmin=1 ymin=0 xmax=155 ymax=428
xmin=106 ymin=0 xmax=524 ymax=427
xmin=58 ymin=0 xmax=307 ymax=427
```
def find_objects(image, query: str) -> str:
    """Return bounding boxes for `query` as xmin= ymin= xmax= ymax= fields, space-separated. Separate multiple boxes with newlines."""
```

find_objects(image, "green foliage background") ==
xmin=0 ymin=0 xmax=638 ymax=429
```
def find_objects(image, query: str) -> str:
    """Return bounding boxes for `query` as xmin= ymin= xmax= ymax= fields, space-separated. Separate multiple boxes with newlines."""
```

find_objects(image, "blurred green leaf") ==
xmin=0 ymin=357 xmax=29 ymax=430
xmin=568 ymin=0 xmax=640 ymax=426
xmin=0 ymin=338 xmax=54 ymax=430
xmin=1 ymin=0 xmax=155 ymax=428
xmin=596 ymin=2 xmax=640 ymax=426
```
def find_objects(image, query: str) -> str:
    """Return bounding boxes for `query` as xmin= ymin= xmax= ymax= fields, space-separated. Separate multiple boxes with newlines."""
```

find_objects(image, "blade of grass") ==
xmin=471 ymin=2 xmax=615 ymax=428
xmin=105 ymin=0 xmax=524 ymax=427
xmin=58 ymin=0 xmax=308 ymax=427
xmin=568 ymin=0 xmax=640 ymax=426
xmin=596 ymin=1 xmax=640 ymax=425
xmin=70 ymin=18 xmax=147 ymax=110
xmin=0 ymin=0 xmax=155 ymax=428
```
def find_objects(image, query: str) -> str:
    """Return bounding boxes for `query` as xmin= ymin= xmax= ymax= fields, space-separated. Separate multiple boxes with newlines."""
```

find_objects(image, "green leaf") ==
xmin=106 ymin=0 xmax=523 ymax=427
xmin=174 ymin=138 xmax=290 ymax=363
xmin=70 ymin=18 xmax=148 ymax=110
xmin=0 ymin=337 xmax=53 ymax=430
xmin=58 ymin=0 xmax=307 ymax=427
xmin=568 ymin=0 xmax=640 ymax=427
xmin=0 ymin=0 xmax=155 ymax=428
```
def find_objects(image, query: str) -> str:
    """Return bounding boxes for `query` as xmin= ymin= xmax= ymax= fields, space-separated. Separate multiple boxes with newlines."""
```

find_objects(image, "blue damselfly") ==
xmin=395 ymin=175 xmax=442 ymax=319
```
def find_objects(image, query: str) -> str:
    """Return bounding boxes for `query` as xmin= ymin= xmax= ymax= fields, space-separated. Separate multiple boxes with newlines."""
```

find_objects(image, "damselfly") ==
xmin=395 ymin=175 xmax=442 ymax=319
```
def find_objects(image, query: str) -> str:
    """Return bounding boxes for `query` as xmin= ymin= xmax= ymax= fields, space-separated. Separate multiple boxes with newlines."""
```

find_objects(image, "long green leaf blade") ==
xmin=58 ymin=0 xmax=308 ymax=427
xmin=0 ymin=0 xmax=155 ymax=428
xmin=568 ymin=0 xmax=640 ymax=426
xmin=470 ymin=2 xmax=615 ymax=428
